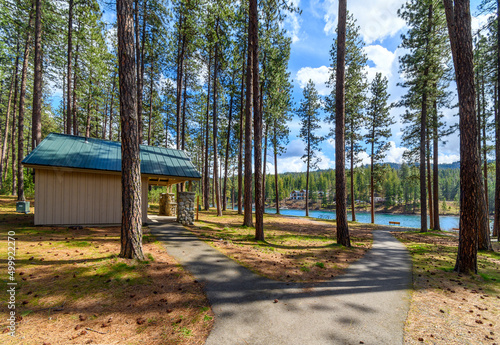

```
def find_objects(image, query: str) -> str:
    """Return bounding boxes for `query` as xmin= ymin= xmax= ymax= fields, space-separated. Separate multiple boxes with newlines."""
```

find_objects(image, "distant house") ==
xmin=290 ymin=190 xmax=307 ymax=200
xmin=370 ymin=196 xmax=385 ymax=203
xmin=22 ymin=133 xmax=201 ymax=226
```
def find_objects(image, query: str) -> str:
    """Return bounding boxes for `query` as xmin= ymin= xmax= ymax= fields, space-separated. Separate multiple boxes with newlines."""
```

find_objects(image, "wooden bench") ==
xmin=452 ymin=228 xmax=459 ymax=231
xmin=389 ymin=221 xmax=400 ymax=225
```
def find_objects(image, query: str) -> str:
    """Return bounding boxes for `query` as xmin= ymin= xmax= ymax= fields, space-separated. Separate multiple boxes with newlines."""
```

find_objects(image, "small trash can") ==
xmin=16 ymin=201 xmax=30 ymax=214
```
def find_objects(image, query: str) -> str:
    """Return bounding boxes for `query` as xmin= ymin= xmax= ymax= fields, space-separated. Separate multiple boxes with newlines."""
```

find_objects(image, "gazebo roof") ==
xmin=22 ymin=133 xmax=201 ymax=183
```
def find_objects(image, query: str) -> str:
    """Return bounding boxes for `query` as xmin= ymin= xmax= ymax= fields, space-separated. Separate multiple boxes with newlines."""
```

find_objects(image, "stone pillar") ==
xmin=159 ymin=193 xmax=167 ymax=216
xmin=177 ymin=191 xmax=196 ymax=225
xmin=166 ymin=193 xmax=176 ymax=216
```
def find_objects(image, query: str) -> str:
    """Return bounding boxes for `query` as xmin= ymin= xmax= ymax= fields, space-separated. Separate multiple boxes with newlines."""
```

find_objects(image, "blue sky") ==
xmin=274 ymin=0 xmax=488 ymax=173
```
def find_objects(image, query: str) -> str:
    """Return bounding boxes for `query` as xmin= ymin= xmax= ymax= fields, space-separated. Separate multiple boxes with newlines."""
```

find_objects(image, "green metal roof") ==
xmin=22 ymin=133 xmax=201 ymax=179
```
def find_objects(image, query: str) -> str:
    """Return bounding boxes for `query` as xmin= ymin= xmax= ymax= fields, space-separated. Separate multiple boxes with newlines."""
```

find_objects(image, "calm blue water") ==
xmin=260 ymin=208 xmax=461 ymax=231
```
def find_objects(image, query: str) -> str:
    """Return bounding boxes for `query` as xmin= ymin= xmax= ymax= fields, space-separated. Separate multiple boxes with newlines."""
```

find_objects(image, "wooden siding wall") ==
xmin=34 ymin=169 xmax=149 ymax=225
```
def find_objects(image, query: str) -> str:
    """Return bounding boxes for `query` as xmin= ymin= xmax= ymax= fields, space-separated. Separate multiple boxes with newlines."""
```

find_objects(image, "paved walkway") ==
xmin=150 ymin=219 xmax=412 ymax=345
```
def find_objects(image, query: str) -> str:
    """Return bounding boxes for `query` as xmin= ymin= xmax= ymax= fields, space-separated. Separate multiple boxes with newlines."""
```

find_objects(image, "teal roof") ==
xmin=22 ymin=133 xmax=201 ymax=179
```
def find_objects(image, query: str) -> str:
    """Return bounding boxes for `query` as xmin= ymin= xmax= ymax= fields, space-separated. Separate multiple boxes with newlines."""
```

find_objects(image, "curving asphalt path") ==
xmin=150 ymin=218 xmax=412 ymax=345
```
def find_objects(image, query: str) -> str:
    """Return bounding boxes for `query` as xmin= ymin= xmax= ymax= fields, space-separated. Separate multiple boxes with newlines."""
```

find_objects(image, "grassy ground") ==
xmin=0 ymin=196 xmax=213 ymax=345
xmin=188 ymin=208 xmax=375 ymax=282
xmin=393 ymin=231 xmax=500 ymax=344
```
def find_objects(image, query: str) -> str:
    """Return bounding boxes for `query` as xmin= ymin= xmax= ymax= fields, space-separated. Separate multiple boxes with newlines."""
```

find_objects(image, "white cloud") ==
xmin=284 ymin=0 xmax=302 ymax=44
xmin=472 ymin=13 xmax=493 ymax=35
xmin=296 ymin=66 xmax=331 ymax=96
xmin=323 ymin=0 xmax=406 ymax=44
xmin=364 ymin=45 xmax=396 ymax=81
xmin=438 ymin=154 xmax=460 ymax=164
xmin=271 ymin=150 xmax=334 ymax=173
xmin=384 ymin=141 xmax=406 ymax=163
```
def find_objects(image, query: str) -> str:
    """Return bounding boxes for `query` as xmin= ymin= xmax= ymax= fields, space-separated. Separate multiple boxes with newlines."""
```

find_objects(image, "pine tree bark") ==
xmin=427 ymin=138 xmax=434 ymax=230
xmin=176 ymin=14 xmax=185 ymax=150
xmin=305 ymin=144 xmax=310 ymax=217
xmin=109 ymin=73 xmax=116 ymax=140
xmin=72 ymin=40 xmax=80 ymax=136
xmin=262 ymin=125 xmax=268 ymax=214
xmin=443 ymin=0 xmax=489 ymax=273
xmin=350 ymin=135 xmax=356 ymax=222
xmin=243 ymin=12 xmax=254 ymax=228
xmin=478 ymin=73 xmax=492 ymax=250
xmin=250 ymin=0 xmax=263 ymax=240
xmin=482 ymin=76 xmax=488 ymax=216
xmin=10 ymin=53 xmax=19 ymax=195
xmin=370 ymin=135 xmax=375 ymax=223
xmin=32 ymin=0 xmax=42 ymax=149
xmin=223 ymin=83 xmax=234 ymax=211
xmin=138 ymin=0 xmax=146 ymax=143
xmin=203 ymin=49 xmax=211 ymax=211
xmin=148 ymin=62 xmax=153 ymax=145
xmin=274 ymin=132 xmax=280 ymax=214
xmin=494 ymin=0 xmax=500 ymax=240
xmin=213 ymin=21 xmax=222 ymax=217
xmin=134 ymin=0 xmax=146 ymax=143
xmin=0 ymin=66 xmax=17 ymax=189
xmin=274 ymin=122 xmax=280 ymax=214
xmin=17 ymin=6 xmax=35 ymax=201
xmin=117 ymin=0 xmax=144 ymax=260
xmin=335 ymin=0 xmax=350 ymax=247
xmin=420 ymin=82 xmax=428 ymax=232
xmin=237 ymin=45 xmax=246 ymax=215
xmin=66 ymin=0 xmax=73 ymax=135
xmin=433 ymin=99 xmax=440 ymax=230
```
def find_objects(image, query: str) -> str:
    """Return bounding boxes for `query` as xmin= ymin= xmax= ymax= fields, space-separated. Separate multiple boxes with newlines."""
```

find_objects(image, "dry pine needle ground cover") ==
xmin=393 ymin=231 xmax=500 ymax=345
xmin=0 ymin=196 xmax=213 ymax=345
xmin=189 ymin=209 xmax=374 ymax=282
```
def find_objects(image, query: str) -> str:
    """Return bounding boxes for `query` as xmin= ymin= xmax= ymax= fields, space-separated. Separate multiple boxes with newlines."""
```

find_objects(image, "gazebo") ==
xmin=22 ymin=133 xmax=201 ymax=225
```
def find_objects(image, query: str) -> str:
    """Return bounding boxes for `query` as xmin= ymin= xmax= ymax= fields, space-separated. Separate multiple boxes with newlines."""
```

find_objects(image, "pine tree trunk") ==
xmin=274 ymin=125 xmax=280 ymax=214
xmin=72 ymin=41 xmax=79 ymax=136
xmin=350 ymin=137 xmax=356 ymax=222
xmin=495 ymin=0 xmax=500 ymax=240
xmin=444 ymin=0 xmax=489 ymax=273
xmin=213 ymin=22 xmax=222 ymax=217
xmin=176 ymin=14 xmax=185 ymax=150
xmin=85 ymin=78 xmax=92 ymax=138
xmin=335 ymin=0 xmax=350 ymax=246
xmin=433 ymin=99 xmax=440 ymax=230
xmin=262 ymin=125 xmax=268 ymax=214
xmin=136 ymin=0 xmax=146 ymax=143
xmin=204 ymin=49 xmax=211 ymax=211
xmin=0 ymin=67 xmax=16 ymax=189
xmin=117 ymin=0 xmax=144 ymax=260
xmin=251 ymin=0 xmax=263 ymax=240
xmin=10 ymin=59 xmax=19 ymax=195
xmin=148 ymin=63 xmax=153 ymax=145
xmin=223 ymin=84 xmax=234 ymax=211
xmin=237 ymin=47 xmax=245 ymax=215
xmin=370 ymin=148 xmax=374 ymax=224
xmin=17 ymin=6 xmax=34 ymax=201
xmin=32 ymin=0 xmax=42 ymax=149
xmin=243 ymin=12 xmax=254 ymax=228
xmin=427 ymin=138 xmax=434 ymax=230
xmin=420 ymin=84 xmax=428 ymax=232
xmin=306 ymin=158 xmax=310 ymax=217
xmin=482 ymin=75 xmax=488 ymax=216
xmin=479 ymin=74 xmax=492 ymax=250
xmin=109 ymin=73 xmax=116 ymax=140
xmin=66 ymin=0 xmax=73 ymax=135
